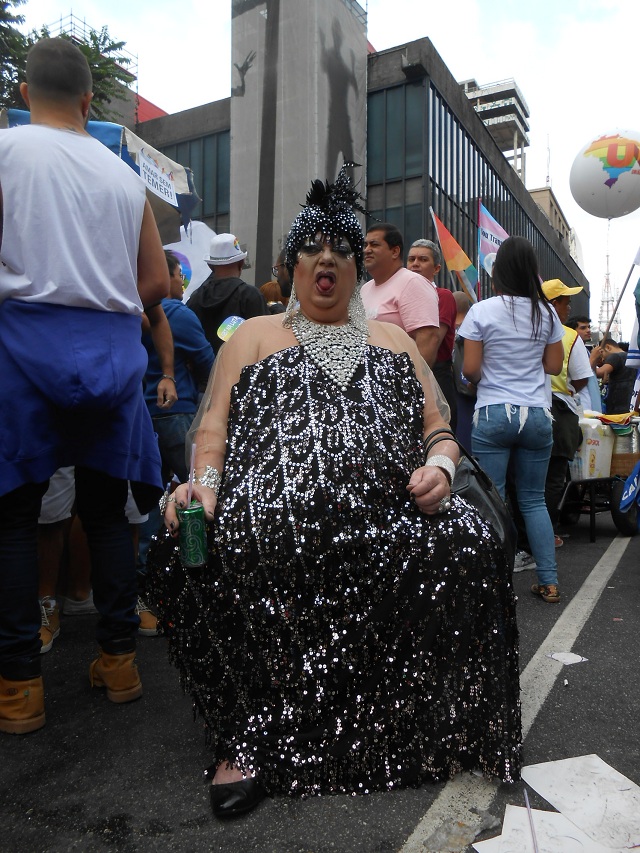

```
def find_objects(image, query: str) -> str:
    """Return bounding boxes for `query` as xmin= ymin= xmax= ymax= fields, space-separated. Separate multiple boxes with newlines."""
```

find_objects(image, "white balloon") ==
xmin=569 ymin=130 xmax=640 ymax=219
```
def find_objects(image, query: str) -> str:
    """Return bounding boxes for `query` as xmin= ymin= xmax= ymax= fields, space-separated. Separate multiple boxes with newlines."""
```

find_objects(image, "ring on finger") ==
xmin=438 ymin=496 xmax=452 ymax=513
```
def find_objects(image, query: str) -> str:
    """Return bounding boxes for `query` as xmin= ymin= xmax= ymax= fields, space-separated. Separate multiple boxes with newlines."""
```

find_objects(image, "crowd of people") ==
xmin=2 ymin=34 xmax=639 ymax=824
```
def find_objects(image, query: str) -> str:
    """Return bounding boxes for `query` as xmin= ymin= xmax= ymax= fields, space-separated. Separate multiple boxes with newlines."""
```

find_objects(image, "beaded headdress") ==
xmin=284 ymin=163 xmax=367 ymax=282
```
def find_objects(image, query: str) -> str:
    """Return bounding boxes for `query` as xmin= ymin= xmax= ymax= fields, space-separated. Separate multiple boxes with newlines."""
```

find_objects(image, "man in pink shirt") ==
xmin=361 ymin=224 xmax=439 ymax=366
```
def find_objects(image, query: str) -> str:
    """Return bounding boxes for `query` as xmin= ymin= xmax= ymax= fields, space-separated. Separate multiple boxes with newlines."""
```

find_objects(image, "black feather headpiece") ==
xmin=285 ymin=163 xmax=367 ymax=281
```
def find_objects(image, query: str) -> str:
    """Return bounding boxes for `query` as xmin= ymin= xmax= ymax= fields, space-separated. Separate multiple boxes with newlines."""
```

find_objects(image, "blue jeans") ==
xmin=0 ymin=468 xmax=139 ymax=679
xmin=472 ymin=404 xmax=557 ymax=586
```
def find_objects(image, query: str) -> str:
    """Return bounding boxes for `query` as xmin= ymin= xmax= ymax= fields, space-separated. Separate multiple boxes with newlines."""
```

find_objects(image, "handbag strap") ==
xmin=424 ymin=431 xmax=494 ymax=491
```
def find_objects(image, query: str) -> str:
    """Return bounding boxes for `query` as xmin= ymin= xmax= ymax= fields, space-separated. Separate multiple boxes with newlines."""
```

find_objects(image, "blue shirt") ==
xmin=142 ymin=298 xmax=214 ymax=416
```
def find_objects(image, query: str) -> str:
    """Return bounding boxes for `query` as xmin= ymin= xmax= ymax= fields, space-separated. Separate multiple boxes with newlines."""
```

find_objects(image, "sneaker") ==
xmin=554 ymin=534 xmax=564 ymax=548
xmin=513 ymin=550 xmax=537 ymax=573
xmin=531 ymin=583 xmax=561 ymax=604
xmin=136 ymin=598 xmax=159 ymax=637
xmin=39 ymin=597 xmax=60 ymax=654
xmin=59 ymin=591 xmax=98 ymax=616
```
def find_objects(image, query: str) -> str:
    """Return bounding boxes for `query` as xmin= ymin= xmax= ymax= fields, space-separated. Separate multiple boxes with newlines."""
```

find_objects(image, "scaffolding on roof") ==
xmin=45 ymin=12 xmax=138 ymax=84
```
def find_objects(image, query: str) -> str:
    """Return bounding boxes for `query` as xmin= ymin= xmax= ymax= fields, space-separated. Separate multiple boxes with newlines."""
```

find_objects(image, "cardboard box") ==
xmin=610 ymin=452 xmax=640 ymax=478
xmin=568 ymin=419 xmax=614 ymax=481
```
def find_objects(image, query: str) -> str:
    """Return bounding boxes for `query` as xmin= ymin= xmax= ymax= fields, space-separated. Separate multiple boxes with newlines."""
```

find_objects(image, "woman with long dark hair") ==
xmin=459 ymin=236 xmax=564 ymax=602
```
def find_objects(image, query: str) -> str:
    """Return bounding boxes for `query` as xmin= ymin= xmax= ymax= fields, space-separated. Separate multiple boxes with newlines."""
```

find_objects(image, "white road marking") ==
xmin=399 ymin=535 xmax=633 ymax=853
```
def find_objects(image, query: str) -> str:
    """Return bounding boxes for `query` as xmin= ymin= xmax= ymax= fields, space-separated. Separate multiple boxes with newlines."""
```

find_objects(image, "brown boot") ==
xmin=89 ymin=648 xmax=142 ymax=703
xmin=0 ymin=674 xmax=45 ymax=734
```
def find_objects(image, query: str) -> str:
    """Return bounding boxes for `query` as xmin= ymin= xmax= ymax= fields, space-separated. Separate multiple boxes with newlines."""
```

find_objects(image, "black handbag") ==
xmin=425 ymin=430 xmax=517 ymax=567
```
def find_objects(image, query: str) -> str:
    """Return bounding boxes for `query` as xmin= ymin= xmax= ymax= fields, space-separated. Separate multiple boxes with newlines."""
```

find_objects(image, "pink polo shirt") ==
xmin=361 ymin=267 xmax=439 ymax=334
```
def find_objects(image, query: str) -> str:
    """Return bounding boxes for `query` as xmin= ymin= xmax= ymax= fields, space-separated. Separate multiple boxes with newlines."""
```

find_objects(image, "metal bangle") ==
xmin=162 ymin=374 xmax=176 ymax=383
xmin=425 ymin=454 xmax=456 ymax=486
xmin=194 ymin=465 xmax=221 ymax=496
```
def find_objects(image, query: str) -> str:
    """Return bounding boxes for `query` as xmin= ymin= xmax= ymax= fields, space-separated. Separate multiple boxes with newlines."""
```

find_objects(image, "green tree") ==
xmin=1 ymin=4 xmax=136 ymax=121
xmin=0 ymin=0 xmax=28 ymax=109
xmin=69 ymin=27 xmax=136 ymax=122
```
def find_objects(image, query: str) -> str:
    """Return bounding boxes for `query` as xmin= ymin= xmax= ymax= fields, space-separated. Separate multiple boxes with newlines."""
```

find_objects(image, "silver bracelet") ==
xmin=425 ymin=454 xmax=456 ymax=485
xmin=194 ymin=465 xmax=222 ymax=495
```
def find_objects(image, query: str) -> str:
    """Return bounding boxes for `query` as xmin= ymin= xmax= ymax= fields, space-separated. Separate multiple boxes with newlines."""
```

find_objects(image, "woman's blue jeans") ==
xmin=472 ymin=404 xmax=557 ymax=586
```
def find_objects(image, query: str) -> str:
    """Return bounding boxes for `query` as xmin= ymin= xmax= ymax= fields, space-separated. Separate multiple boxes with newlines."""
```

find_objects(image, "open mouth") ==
xmin=315 ymin=270 xmax=336 ymax=294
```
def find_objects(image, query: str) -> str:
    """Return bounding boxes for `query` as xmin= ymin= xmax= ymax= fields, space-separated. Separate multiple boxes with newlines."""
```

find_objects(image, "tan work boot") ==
xmin=89 ymin=648 xmax=142 ymax=703
xmin=39 ymin=597 xmax=60 ymax=654
xmin=0 ymin=674 xmax=45 ymax=734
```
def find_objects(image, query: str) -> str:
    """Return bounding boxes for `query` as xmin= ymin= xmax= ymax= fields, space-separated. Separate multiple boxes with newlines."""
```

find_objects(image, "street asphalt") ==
xmin=2 ymin=507 xmax=638 ymax=853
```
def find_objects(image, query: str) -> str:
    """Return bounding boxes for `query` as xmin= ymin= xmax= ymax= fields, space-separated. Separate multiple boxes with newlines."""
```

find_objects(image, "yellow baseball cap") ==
xmin=541 ymin=279 xmax=583 ymax=301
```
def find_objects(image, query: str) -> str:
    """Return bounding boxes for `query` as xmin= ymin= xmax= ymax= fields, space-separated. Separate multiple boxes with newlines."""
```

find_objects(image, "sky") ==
xmin=19 ymin=0 xmax=640 ymax=340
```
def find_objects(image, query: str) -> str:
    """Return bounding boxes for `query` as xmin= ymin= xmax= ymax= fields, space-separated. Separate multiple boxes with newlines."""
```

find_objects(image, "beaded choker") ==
xmin=292 ymin=308 xmax=369 ymax=392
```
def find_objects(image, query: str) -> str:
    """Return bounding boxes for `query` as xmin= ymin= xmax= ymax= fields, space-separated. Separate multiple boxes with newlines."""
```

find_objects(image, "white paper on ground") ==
xmin=504 ymin=805 xmax=629 ymax=852
xmin=522 ymin=755 xmax=640 ymax=849
xmin=547 ymin=652 xmax=589 ymax=665
xmin=473 ymin=805 xmax=631 ymax=853
xmin=472 ymin=834 xmax=502 ymax=852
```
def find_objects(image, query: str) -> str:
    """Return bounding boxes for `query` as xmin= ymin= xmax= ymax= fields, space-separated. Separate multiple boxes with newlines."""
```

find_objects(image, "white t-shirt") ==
xmin=459 ymin=295 xmax=564 ymax=409
xmin=360 ymin=267 xmax=439 ymax=333
xmin=0 ymin=124 xmax=146 ymax=314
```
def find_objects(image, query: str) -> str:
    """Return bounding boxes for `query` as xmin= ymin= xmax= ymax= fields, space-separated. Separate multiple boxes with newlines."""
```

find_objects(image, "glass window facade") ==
xmin=161 ymin=130 xmax=231 ymax=232
xmin=367 ymin=79 xmax=586 ymax=298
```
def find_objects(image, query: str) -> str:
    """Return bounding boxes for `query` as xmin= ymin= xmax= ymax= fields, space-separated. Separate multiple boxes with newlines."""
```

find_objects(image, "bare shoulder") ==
xmin=239 ymin=314 xmax=281 ymax=334
xmin=225 ymin=314 xmax=276 ymax=349
xmin=223 ymin=313 xmax=295 ymax=362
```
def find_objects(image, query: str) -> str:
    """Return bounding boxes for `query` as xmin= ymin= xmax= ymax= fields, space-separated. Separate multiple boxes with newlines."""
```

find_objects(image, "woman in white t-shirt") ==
xmin=459 ymin=237 xmax=564 ymax=603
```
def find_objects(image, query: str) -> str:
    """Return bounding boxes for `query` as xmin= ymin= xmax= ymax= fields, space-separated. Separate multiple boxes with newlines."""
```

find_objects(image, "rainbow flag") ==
xmin=430 ymin=208 xmax=478 ymax=302
xmin=478 ymin=202 xmax=508 ymax=276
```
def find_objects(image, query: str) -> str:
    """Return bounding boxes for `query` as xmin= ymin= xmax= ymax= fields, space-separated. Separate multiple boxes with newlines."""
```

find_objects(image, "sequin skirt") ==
xmin=147 ymin=347 xmax=522 ymax=796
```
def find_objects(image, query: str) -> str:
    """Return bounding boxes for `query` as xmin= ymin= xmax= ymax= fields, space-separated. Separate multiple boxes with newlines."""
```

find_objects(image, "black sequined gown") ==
xmin=147 ymin=345 xmax=522 ymax=796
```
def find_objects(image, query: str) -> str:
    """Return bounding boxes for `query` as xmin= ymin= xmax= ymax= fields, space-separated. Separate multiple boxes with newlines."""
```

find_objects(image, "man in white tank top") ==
xmin=0 ymin=38 xmax=170 ymax=734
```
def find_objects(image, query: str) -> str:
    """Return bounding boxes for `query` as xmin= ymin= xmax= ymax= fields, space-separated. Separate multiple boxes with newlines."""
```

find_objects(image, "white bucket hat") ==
xmin=204 ymin=233 xmax=247 ymax=265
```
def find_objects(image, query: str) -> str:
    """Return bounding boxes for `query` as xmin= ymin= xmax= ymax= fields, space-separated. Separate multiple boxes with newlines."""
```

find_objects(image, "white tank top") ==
xmin=0 ymin=124 xmax=146 ymax=314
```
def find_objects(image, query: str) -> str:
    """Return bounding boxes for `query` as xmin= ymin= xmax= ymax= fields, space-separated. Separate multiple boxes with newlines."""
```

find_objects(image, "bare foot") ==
xmin=212 ymin=762 xmax=253 ymax=785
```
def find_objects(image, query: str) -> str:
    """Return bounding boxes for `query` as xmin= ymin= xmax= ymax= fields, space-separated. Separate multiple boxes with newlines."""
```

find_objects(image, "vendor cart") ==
xmin=559 ymin=428 xmax=639 ymax=541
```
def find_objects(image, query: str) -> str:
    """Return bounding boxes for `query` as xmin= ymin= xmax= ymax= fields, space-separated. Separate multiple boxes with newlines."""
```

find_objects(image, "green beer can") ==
xmin=177 ymin=501 xmax=208 ymax=567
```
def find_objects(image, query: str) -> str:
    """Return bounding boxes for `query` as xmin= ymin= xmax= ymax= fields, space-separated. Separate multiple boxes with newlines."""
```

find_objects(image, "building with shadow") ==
xmin=135 ymin=5 xmax=588 ymax=308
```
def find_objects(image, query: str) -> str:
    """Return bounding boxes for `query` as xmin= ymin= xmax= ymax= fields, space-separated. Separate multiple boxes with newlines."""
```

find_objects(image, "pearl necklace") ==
xmin=292 ymin=309 xmax=369 ymax=392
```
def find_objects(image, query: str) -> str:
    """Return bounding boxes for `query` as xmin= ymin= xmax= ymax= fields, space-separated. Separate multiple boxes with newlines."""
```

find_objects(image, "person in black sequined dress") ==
xmin=148 ymin=167 xmax=522 ymax=817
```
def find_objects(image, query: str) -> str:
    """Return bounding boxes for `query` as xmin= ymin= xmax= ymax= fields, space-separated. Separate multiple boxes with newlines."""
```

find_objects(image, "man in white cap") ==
xmin=187 ymin=233 xmax=269 ymax=355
